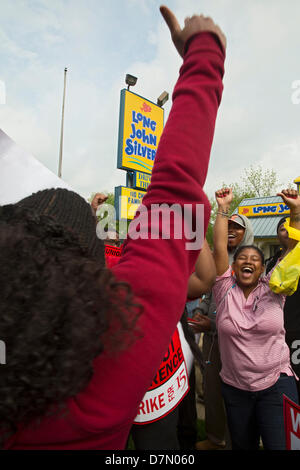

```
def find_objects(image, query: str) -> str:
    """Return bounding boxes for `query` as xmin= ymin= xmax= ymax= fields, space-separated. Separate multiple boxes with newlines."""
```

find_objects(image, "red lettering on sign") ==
xmin=137 ymin=393 xmax=166 ymax=416
xmin=158 ymin=393 xmax=165 ymax=409
xmin=284 ymin=394 xmax=300 ymax=449
xmin=105 ymin=244 xmax=122 ymax=269
xmin=151 ymin=348 xmax=182 ymax=386
xmin=150 ymin=396 xmax=158 ymax=411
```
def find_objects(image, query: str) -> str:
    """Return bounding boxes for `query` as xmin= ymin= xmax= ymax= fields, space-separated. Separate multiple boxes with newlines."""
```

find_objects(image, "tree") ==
xmin=206 ymin=166 xmax=281 ymax=247
xmin=241 ymin=165 xmax=281 ymax=198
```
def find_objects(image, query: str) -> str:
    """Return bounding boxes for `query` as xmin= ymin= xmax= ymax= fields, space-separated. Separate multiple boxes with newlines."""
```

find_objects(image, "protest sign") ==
xmin=105 ymin=244 xmax=122 ymax=269
xmin=0 ymin=128 xmax=72 ymax=205
xmin=134 ymin=323 xmax=193 ymax=424
xmin=284 ymin=394 xmax=300 ymax=450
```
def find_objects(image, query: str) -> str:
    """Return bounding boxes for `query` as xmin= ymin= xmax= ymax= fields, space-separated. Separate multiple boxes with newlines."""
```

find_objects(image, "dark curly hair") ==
xmin=0 ymin=203 xmax=142 ymax=446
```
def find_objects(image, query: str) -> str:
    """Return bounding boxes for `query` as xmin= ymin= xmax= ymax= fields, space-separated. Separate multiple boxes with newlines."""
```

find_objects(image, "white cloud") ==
xmin=0 ymin=0 xmax=300 ymax=204
xmin=0 ymin=28 xmax=37 ymax=60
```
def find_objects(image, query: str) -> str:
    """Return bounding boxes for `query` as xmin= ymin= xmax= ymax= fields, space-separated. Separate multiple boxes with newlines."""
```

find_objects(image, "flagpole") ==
xmin=58 ymin=67 xmax=67 ymax=178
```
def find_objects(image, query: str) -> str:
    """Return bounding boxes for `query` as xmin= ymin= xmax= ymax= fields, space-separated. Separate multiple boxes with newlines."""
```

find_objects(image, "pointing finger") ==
xmin=160 ymin=5 xmax=181 ymax=36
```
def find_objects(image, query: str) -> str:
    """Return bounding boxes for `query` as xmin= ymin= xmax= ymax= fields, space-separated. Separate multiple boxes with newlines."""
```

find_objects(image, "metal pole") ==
xmin=58 ymin=67 xmax=67 ymax=178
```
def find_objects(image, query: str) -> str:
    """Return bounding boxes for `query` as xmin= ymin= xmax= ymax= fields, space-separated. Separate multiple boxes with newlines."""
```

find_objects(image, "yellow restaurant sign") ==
xmin=133 ymin=171 xmax=151 ymax=190
xmin=238 ymin=202 xmax=290 ymax=217
xmin=117 ymin=89 xmax=164 ymax=175
xmin=115 ymin=186 xmax=146 ymax=220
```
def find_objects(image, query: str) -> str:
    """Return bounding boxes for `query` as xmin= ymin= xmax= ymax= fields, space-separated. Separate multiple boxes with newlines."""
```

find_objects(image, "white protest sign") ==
xmin=0 ymin=128 xmax=72 ymax=205
xmin=134 ymin=322 xmax=193 ymax=424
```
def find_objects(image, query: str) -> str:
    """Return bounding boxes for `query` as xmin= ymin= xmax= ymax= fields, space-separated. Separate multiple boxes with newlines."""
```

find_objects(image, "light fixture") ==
xmin=157 ymin=91 xmax=169 ymax=107
xmin=125 ymin=74 xmax=138 ymax=90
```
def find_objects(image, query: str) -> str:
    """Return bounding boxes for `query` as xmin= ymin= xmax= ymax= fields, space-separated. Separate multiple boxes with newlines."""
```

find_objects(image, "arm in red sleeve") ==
xmin=72 ymin=31 xmax=225 ymax=448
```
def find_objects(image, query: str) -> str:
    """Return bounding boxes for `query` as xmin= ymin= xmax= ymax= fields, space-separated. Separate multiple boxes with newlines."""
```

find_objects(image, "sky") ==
xmin=0 ymin=0 xmax=300 ymax=201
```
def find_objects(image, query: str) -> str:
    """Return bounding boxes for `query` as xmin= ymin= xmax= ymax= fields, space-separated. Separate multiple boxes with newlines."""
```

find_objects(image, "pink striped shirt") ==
xmin=213 ymin=267 xmax=294 ymax=392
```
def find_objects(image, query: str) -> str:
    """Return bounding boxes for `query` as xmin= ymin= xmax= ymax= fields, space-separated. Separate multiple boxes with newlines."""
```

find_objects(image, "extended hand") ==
xmin=277 ymin=189 xmax=300 ymax=213
xmin=160 ymin=5 xmax=226 ymax=58
xmin=215 ymin=187 xmax=233 ymax=210
xmin=189 ymin=313 xmax=211 ymax=333
xmin=91 ymin=193 xmax=108 ymax=212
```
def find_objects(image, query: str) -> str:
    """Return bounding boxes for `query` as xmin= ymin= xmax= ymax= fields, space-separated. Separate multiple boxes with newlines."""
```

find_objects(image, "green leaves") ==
xmin=206 ymin=165 xmax=281 ymax=247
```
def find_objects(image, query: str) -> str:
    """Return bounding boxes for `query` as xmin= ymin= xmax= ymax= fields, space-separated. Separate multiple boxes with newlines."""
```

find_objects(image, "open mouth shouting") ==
xmin=240 ymin=265 xmax=255 ymax=279
xmin=232 ymin=247 xmax=265 ymax=292
xmin=227 ymin=222 xmax=245 ymax=248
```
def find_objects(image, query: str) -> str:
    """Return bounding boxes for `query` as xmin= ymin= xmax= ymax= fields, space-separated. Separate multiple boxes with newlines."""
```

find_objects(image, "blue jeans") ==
xmin=221 ymin=374 xmax=298 ymax=450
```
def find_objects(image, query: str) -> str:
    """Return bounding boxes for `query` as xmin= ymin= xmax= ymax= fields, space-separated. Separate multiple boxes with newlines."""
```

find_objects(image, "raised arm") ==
xmin=187 ymin=239 xmax=216 ymax=299
xmin=90 ymin=193 xmax=108 ymax=214
xmin=213 ymin=187 xmax=232 ymax=275
xmin=160 ymin=6 xmax=226 ymax=58
xmin=277 ymin=189 xmax=300 ymax=254
xmin=86 ymin=8 xmax=226 ymax=447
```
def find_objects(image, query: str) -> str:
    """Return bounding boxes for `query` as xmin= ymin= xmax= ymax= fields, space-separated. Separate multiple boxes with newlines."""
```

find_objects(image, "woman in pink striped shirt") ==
xmin=213 ymin=187 xmax=300 ymax=450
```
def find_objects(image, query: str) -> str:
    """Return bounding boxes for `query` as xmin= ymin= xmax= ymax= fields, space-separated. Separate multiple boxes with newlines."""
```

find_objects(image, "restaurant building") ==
xmin=236 ymin=177 xmax=300 ymax=260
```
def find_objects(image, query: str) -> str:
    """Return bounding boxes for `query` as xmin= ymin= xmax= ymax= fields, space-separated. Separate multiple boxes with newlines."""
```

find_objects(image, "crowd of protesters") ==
xmin=0 ymin=5 xmax=300 ymax=453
